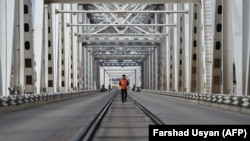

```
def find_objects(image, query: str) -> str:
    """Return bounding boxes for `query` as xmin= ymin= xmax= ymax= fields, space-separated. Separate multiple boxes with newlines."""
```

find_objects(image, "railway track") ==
xmin=70 ymin=90 xmax=165 ymax=141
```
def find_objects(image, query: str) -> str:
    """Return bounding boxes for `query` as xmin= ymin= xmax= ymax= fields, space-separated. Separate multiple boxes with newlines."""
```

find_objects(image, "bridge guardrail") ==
xmin=0 ymin=90 xmax=100 ymax=111
xmin=141 ymin=89 xmax=250 ymax=113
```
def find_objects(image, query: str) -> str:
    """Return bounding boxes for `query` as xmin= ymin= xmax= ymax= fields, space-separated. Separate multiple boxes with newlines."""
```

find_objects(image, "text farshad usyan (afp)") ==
xmin=153 ymin=128 xmax=220 ymax=138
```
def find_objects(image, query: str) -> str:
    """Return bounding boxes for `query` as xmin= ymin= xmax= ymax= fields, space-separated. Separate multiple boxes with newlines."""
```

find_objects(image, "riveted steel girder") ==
xmin=45 ymin=0 xmax=200 ymax=4
xmin=57 ymin=9 xmax=188 ymax=14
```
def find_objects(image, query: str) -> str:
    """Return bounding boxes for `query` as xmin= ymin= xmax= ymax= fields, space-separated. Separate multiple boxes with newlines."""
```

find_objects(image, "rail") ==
xmin=70 ymin=90 xmax=165 ymax=141
xmin=128 ymin=95 xmax=165 ymax=125
xmin=71 ymin=91 xmax=117 ymax=141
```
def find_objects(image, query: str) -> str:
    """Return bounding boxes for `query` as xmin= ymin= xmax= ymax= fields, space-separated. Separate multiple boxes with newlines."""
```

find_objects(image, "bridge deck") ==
xmin=0 ymin=91 xmax=249 ymax=141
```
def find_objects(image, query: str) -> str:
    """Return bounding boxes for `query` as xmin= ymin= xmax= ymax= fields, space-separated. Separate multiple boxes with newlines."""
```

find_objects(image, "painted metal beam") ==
xmin=211 ymin=0 xmax=223 ymax=94
xmin=76 ymin=33 xmax=168 ymax=36
xmin=83 ymin=37 xmax=161 ymax=40
xmin=106 ymin=72 xmax=134 ymax=74
xmin=85 ymin=45 xmax=157 ymax=48
xmin=82 ymin=42 xmax=160 ymax=46
xmin=177 ymin=4 xmax=184 ymax=91
xmin=190 ymin=4 xmax=199 ymax=92
xmin=45 ymin=0 xmax=201 ymax=4
xmin=90 ymin=50 xmax=152 ymax=53
xmin=100 ymin=63 xmax=141 ymax=66
xmin=56 ymin=9 xmax=189 ymax=14
xmin=67 ymin=23 xmax=176 ymax=27
xmin=22 ymin=0 xmax=35 ymax=94
xmin=94 ymin=56 xmax=146 ymax=60
xmin=93 ymin=53 xmax=149 ymax=56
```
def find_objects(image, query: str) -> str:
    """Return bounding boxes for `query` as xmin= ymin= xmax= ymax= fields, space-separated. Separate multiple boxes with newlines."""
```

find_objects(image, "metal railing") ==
xmin=141 ymin=89 xmax=250 ymax=112
xmin=0 ymin=90 xmax=100 ymax=109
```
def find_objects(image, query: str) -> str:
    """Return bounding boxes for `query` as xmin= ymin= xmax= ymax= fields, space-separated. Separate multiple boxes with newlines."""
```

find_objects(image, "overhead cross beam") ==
xmin=90 ymin=48 xmax=153 ymax=52
xmin=45 ymin=0 xmax=200 ymax=4
xmin=86 ymin=45 xmax=157 ymax=48
xmin=92 ymin=50 xmax=150 ymax=55
xmin=56 ymin=9 xmax=189 ymax=14
xmin=67 ymin=23 xmax=176 ymax=27
xmin=93 ymin=53 xmax=149 ymax=56
xmin=94 ymin=56 xmax=146 ymax=60
xmin=100 ymin=62 xmax=142 ymax=66
xmin=76 ymin=33 xmax=167 ymax=36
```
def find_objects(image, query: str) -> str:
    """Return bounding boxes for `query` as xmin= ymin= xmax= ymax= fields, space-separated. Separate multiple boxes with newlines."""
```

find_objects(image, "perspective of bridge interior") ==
xmin=0 ymin=0 xmax=250 ymax=141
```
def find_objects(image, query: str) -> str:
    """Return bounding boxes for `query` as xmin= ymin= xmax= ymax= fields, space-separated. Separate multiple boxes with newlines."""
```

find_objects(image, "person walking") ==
xmin=119 ymin=74 xmax=129 ymax=103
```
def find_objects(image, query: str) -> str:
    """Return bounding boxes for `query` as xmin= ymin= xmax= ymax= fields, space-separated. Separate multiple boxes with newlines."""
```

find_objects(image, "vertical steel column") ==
xmin=154 ymin=13 xmax=159 ymax=91
xmin=149 ymin=49 xmax=153 ymax=90
xmin=13 ymin=1 xmax=20 ymax=95
xmin=247 ymin=36 xmax=250 ymax=95
xmin=73 ymin=4 xmax=78 ymax=91
xmin=83 ymin=46 xmax=87 ymax=89
xmin=65 ymin=4 xmax=70 ymax=92
xmin=87 ymin=51 xmax=91 ymax=89
xmin=111 ymin=77 xmax=112 ymax=88
xmin=77 ymin=40 xmax=82 ymax=90
xmin=158 ymin=42 xmax=165 ymax=90
xmin=190 ymin=5 xmax=199 ymax=92
xmin=173 ymin=4 xmax=178 ymax=91
xmin=69 ymin=4 xmax=74 ymax=91
xmin=222 ymin=1 xmax=234 ymax=94
xmin=7 ymin=0 xmax=16 ymax=96
xmin=212 ymin=0 xmax=223 ymax=94
xmin=157 ymin=14 xmax=166 ymax=90
xmin=147 ymin=51 xmax=150 ymax=89
xmin=60 ymin=4 xmax=66 ymax=92
xmin=230 ymin=1 xmax=250 ymax=96
xmin=197 ymin=4 xmax=205 ymax=93
xmin=69 ymin=4 xmax=78 ymax=91
xmin=247 ymin=46 xmax=250 ymax=95
xmin=144 ymin=55 xmax=150 ymax=89
xmin=177 ymin=4 xmax=184 ymax=92
xmin=243 ymin=1 xmax=250 ymax=95
xmin=31 ymin=0 xmax=44 ymax=95
xmin=15 ymin=0 xmax=25 ymax=95
xmin=83 ymin=9 xmax=88 ymax=89
xmin=83 ymin=9 xmax=87 ymax=89
xmin=134 ymin=69 xmax=137 ymax=87
xmin=65 ymin=4 xmax=71 ymax=92
xmin=103 ymin=69 xmax=106 ymax=88
xmin=42 ymin=5 xmax=48 ymax=93
xmin=85 ymin=49 xmax=89 ymax=89
xmin=20 ymin=0 xmax=35 ymax=94
xmin=0 ymin=0 xmax=6 ymax=96
xmin=96 ymin=60 xmax=100 ymax=89
xmin=169 ymin=32 xmax=174 ymax=91
xmin=41 ymin=5 xmax=47 ymax=93
xmin=200 ymin=0 xmax=213 ymax=94
xmin=157 ymin=5 xmax=166 ymax=91
xmin=161 ymin=34 xmax=167 ymax=91
xmin=164 ymin=4 xmax=170 ymax=91
xmin=183 ymin=4 xmax=190 ymax=92
xmin=56 ymin=4 xmax=62 ymax=92
xmin=92 ymin=59 xmax=97 ymax=89
xmin=154 ymin=47 xmax=158 ymax=90
xmin=77 ymin=5 xmax=83 ymax=90
xmin=140 ymin=62 xmax=144 ymax=89
xmin=168 ymin=4 xmax=175 ymax=91
xmin=90 ymin=51 xmax=93 ymax=89
xmin=43 ymin=4 xmax=54 ymax=93
xmin=150 ymin=49 xmax=152 ymax=90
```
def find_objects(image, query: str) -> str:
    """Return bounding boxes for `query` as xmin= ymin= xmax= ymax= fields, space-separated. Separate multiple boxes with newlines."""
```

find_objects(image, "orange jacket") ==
xmin=119 ymin=78 xmax=129 ymax=89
